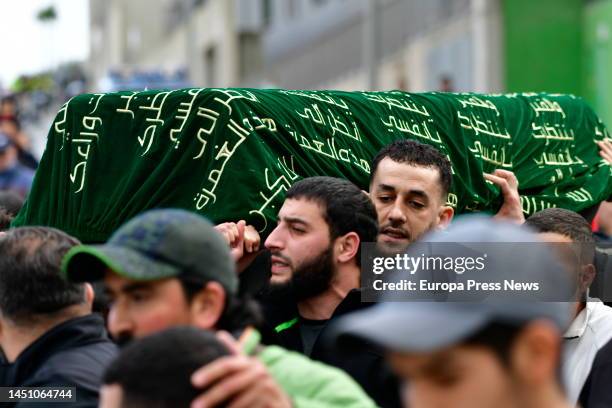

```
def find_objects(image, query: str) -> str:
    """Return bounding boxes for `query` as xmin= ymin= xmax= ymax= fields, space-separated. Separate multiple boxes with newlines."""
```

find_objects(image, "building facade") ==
xmin=87 ymin=0 xmax=503 ymax=93
xmin=87 ymin=0 xmax=612 ymax=130
xmin=259 ymin=0 xmax=503 ymax=92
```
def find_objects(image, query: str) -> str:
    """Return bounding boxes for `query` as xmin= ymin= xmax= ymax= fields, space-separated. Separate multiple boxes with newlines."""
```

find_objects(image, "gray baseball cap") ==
xmin=334 ymin=216 xmax=575 ymax=352
xmin=61 ymin=209 xmax=238 ymax=295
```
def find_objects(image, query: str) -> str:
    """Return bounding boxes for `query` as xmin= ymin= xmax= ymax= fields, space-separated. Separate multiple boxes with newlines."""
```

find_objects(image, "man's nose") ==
xmin=388 ymin=200 xmax=407 ymax=224
xmin=107 ymin=302 xmax=134 ymax=341
xmin=264 ymin=225 xmax=285 ymax=251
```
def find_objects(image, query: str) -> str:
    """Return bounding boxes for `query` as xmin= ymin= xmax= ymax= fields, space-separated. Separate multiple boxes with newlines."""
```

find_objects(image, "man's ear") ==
xmin=580 ymin=264 xmax=596 ymax=294
xmin=335 ymin=232 xmax=360 ymax=264
xmin=189 ymin=281 xmax=226 ymax=330
xmin=510 ymin=321 xmax=560 ymax=387
xmin=437 ymin=206 xmax=454 ymax=229
xmin=84 ymin=283 xmax=95 ymax=308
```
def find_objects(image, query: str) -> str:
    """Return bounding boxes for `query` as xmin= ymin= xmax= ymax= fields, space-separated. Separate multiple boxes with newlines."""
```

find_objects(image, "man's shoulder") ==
xmin=12 ymin=315 xmax=116 ymax=388
xmin=592 ymin=336 xmax=612 ymax=368
xmin=589 ymin=301 xmax=612 ymax=330
xmin=332 ymin=289 xmax=374 ymax=318
xmin=29 ymin=340 xmax=116 ymax=389
xmin=258 ymin=345 xmax=377 ymax=407
xmin=258 ymin=344 xmax=354 ymax=381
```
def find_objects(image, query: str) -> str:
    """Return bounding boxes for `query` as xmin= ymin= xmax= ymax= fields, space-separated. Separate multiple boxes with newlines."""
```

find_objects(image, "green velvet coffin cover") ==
xmin=12 ymin=89 xmax=612 ymax=242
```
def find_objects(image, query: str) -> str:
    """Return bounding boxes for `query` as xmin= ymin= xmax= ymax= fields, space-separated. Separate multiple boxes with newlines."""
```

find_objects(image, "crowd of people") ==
xmin=0 ymin=95 xmax=38 ymax=199
xmin=0 ymin=108 xmax=611 ymax=407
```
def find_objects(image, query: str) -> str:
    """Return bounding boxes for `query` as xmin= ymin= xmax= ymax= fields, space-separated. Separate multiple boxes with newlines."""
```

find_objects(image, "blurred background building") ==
xmin=84 ymin=0 xmax=612 ymax=130
xmin=87 ymin=0 xmax=502 ymax=92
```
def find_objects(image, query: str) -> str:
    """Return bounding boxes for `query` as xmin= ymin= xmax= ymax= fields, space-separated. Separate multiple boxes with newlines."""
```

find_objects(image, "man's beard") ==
xmin=266 ymin=246 xmax=335 ymax=302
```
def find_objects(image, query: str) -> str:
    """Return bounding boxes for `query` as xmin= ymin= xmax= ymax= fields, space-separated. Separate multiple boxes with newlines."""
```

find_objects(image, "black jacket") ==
xmin=579 ymin=336 xmax=612 ymax=408
xmin=0 ymin=314 xmax=117 ymax=408
xmin=263 ymin=289 xmax=402 ymax=408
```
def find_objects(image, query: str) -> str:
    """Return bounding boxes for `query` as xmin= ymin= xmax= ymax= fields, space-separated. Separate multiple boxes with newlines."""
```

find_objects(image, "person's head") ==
xmin=525 ymin=208 xmax=596 ymax=304
xmin=101 ymin=327 xmax=230 ymax=408
xmin=339 ymin=306 xmax=570 ymax=408
xmin=369 ymin=140 xmax=454 ymax=250
xmin=439 ymin=75 xmax=454 ymax=92
xmin=0 ymin=190 xmax=24 ymax=216
xmin=334 ymin=217 xmax=573 ymax=408
xmin=0 ymin=227 xmax=92 ymax=359
xmin=0 ymin=132 xmax=17 ymax=171
xmin=0 ymin=95 xmax=17 ymax=117
xmin=62 ymin=209 xmax=260 ymax=345
xmin=0 ymin=116 xmax=21 ymax=140
xmin=264 ymin=176 xmax=378 ymax=300
xmin=387 ymin=320 xmax=565 ymax=408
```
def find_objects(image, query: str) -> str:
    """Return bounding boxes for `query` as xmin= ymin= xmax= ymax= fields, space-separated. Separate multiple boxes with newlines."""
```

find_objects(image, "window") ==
xmin=204 ymin=46 xmax=217 ymax=87
xmin=263 ymin=0 xmax=273 ymax=26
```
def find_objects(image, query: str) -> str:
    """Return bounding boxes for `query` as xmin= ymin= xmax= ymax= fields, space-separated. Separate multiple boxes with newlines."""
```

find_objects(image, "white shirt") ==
xmin=563 ymin=300 xmax=612 ymax=405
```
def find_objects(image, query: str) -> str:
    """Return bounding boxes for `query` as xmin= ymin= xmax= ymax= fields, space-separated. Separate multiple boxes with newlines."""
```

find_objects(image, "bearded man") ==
xmin=264 ymin=176 xmax=402 ymax=408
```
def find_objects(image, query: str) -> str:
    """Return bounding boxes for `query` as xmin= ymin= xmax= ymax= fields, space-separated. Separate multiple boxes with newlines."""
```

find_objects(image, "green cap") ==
xmin=61 ymin=209 xmax=238 ymax=294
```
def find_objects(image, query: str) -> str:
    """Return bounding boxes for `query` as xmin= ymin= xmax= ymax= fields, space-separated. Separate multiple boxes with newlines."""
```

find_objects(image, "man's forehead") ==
xmin=371 ymin=159 xmax=442 ymax=194
xmin=389 ymin=344 xmax=485 ymax=375
xmin=278 ymin=198 xmax=325 ymax=221
xmin=389 ymin=349 xmax=451 ymax=376
xmin=103 ymin=269 xmax=154 ymax=290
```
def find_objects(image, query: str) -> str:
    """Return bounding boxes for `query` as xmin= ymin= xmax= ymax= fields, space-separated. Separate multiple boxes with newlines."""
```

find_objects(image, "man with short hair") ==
xmin=0 ymin=227 xmax=116 ymax=407
xmin=333 ymin=217 xmax=575 ymax=408
xmin=100 ymin=327 xmax=231 ymax=408
xmin=368 ymin=139 xmax=523 ymax=251
xmin=525 ymin=208 xmax=612 ymax=404
xmin=62 ymin=209 xmax=376 ymax=408
xmin=368 ymin=140 xmax=454 ymax=249
xmin=264 ymin=176 xmax=401 ymax=407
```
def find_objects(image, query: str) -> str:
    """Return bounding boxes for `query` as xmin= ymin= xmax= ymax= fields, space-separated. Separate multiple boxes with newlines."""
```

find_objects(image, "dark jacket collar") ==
xmin=2 ymin=314 xmax=110 ymax=384
xmin=330 ymin=289 xmax=371 ymax=319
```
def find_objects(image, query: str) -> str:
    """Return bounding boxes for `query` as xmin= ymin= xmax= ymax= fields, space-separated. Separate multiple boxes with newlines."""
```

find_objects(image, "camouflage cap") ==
xmin=61 ymin=209 xmax=238 ymax=294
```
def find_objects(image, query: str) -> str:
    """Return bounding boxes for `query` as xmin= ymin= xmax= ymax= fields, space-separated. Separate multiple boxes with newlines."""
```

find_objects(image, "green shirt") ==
xmin=243 ymin=329 xmax=378 ymax=408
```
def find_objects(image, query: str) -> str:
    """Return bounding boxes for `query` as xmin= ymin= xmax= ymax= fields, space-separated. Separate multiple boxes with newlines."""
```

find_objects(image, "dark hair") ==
xmin=0 ymin=191 xmax=23 ymax=216
xmin=0 ymin=227 xmax=85 ymax=324
xmin=285 ymin=177 xmax=379 ymax=265
xmin=463 ymin=321 xmax=563 ymax=385
xmin=0 ymin=95 xmax=17 ymax=107
xmin=369 ymin=140 xmax=452 ymax=198
xmin=462 ymin=321 xmax=523 ymax=366
xmin=525 ymin=208 xmax=595 ymax=265
xmin=180 ymin=278 xmax=263 ymax=332
xmin=103 ymin=327 xmax=230 ymax=408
